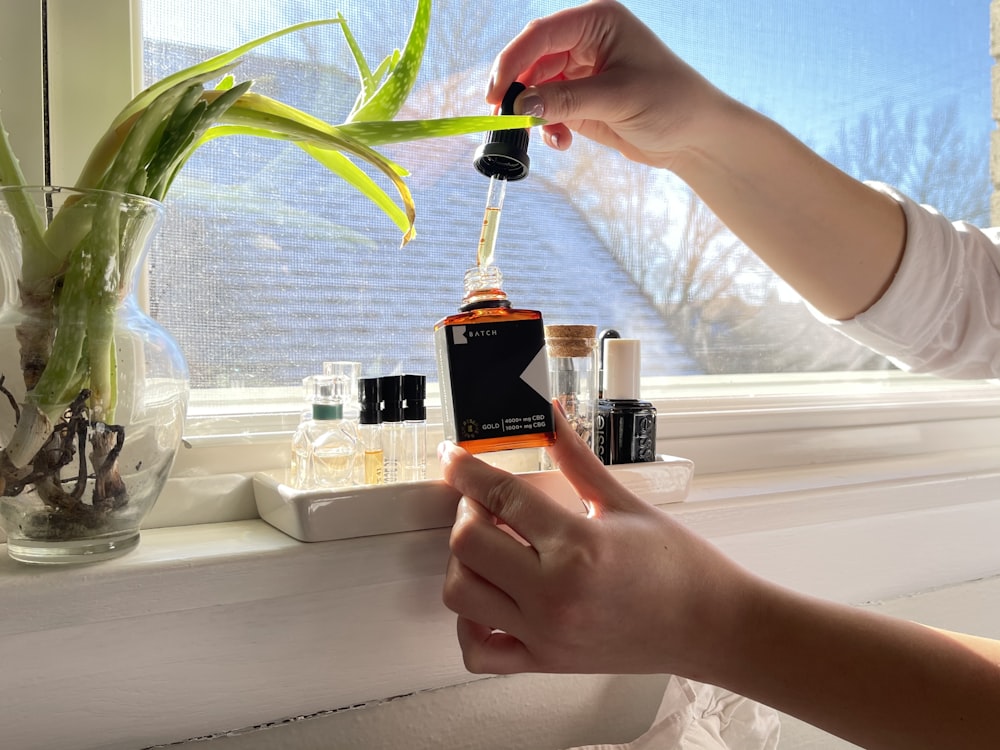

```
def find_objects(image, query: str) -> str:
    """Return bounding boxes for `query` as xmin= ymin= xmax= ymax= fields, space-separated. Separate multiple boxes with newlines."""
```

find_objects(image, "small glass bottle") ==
xmin=379 ymin=375 xmax=404 ymax=483
xmin=355 ymin=378 xmax=385 ymax=484
xmin=290 ymin=374 xmax=356 ymax=489
xmin=402 ymin=374 xmax=427 ymax=481
xmin=542 ymin=324 xmax=599 ymax=469
xmin=356 ymin=377 xmax=384 ymax=485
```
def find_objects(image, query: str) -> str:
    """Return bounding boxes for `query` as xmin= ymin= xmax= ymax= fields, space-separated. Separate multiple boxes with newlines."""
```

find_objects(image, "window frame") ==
xmin=5 ymin=8 xmax=1000 ymax=748
xmin=11 ymin=0 xmax=999 ymax=488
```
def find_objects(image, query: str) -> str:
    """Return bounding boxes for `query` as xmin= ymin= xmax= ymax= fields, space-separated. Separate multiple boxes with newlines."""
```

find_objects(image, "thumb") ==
xmin=514 ymin=74 xmax=626 ymax=126
xmin=438 ymin=438 xmax=577 ymax=549
xmin=546 ymin=403 xmax=648 ymax=516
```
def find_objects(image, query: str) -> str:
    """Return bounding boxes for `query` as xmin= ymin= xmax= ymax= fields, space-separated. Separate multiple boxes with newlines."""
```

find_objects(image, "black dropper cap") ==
xmin=379 ymin=375 xmax=404 ymax=424
xmin=402 ymin=374 xmax=426 ymax=421
xmin=359 ymin=377 xmax=381 ymax=425
xmin=473 ymin=82 xmax=530 ymax=181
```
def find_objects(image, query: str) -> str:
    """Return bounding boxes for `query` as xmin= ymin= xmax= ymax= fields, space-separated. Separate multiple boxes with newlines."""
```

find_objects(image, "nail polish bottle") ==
xmin=433 ymin=82 xmax=554 ymax=455
xmin=356 ymin=377 xmax=384 ymax=485
xmin=379 ymin=375 xmax=404 ymax=483
xmin=596 ymin=338 xmax=657 ymax=465
xmin=542 ymin=324 xmax=599 ymax=469
xmin=402 ymin=374 xmax=427 ymax=481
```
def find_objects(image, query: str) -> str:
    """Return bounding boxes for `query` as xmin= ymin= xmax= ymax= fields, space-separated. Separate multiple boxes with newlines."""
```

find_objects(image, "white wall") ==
xmin=158 ymin=576 xmax=1000 ymax=750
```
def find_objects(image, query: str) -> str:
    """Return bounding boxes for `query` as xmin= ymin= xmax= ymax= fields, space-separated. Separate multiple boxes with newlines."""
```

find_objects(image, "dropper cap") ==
xmin=473 ymin=82 xmax=530 ymax=180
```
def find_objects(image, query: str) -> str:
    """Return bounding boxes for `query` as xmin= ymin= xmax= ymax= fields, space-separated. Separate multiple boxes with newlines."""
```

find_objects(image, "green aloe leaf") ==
xmin=338 ymin=115 xmax=541 ymax=146
xmin=194 ymin=124 xmax=415 ymax=243
xmin=299 ymin=144 xmax=415 ymax=242
xmin=111 ymin=18 xmax=344 ymax=130
xmin=337 ymin=12 xmax=377 ymax=101
xmin=0 ymin=114 xmax=52 ymax=277
xmin=348 ymin=0 xmax=430 ymax=122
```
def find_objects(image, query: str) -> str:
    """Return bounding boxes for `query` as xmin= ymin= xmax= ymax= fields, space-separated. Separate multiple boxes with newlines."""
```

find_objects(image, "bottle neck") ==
xmin=312 ymin=402 xmax=343 ymax=420
xmin=460 ymin=264 xmax=512 ymax=311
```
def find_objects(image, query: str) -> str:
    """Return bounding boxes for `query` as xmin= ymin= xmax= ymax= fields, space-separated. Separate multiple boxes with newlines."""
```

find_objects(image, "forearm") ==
xmin=673 ymin=99 xmax=907 ymax=321
xmin=713 ymin=578 xmax=1000 ymax=749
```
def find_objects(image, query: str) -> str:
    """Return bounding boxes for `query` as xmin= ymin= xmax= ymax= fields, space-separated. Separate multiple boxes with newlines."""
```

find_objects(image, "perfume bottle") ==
xmin=291 ymin=374 xmax=357 ymax=488
xmin=433 ymin=82 xmax=555 ymax=454
xmin=402 ymin=374 xmax=427 ymax=481
xmin=356 ymin=377 xmax=384 ymax=485
xmin=379 ymin=375 xmax=404 ymax=483
xmin=543 ymin=324 xmax=599 ymax=470
xmin=595 ymin=338 xmax=657 ymax=465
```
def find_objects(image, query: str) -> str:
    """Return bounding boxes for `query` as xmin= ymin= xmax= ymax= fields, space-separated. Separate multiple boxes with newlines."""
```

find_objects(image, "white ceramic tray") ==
xmin=254 ymin=455 xmax=694 ymax=542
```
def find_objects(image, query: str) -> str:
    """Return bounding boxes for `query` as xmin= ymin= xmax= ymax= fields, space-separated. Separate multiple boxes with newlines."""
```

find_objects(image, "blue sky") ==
xmin=516 ymin=1 xmax=991 ymax=152
xmin=144 ymin=0 xmax=992 ymax=153
xmin=618 ymin=0 xmax=992 ymax=149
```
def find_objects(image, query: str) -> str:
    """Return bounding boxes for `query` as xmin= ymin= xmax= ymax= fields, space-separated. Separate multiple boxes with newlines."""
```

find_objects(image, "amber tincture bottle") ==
xmin=433 ymin=83 xmax=555 ymax=454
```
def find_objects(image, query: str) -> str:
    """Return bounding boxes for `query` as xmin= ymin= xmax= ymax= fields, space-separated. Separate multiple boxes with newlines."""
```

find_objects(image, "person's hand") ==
xmin=438 ymin=404 xmax=757 ymax=677
xmin=487 ymin=0 xmax=735 ymax=169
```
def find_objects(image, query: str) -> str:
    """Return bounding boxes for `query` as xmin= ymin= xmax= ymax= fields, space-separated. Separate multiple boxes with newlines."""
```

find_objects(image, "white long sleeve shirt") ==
xmin=818 ymin=182 xmax=1000 ymax=379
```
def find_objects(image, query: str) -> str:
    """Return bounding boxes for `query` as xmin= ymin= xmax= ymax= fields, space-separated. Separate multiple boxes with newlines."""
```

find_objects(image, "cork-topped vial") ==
xmin=543 ymin=324 xmax=599 ymax=468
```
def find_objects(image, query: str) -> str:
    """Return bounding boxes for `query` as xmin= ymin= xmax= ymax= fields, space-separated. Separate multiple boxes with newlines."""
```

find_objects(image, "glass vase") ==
xmin=0 ymin=186 xmax=189 ymax=564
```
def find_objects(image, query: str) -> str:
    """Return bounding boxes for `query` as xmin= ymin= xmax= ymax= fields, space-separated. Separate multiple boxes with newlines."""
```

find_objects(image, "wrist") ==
xmin=668 ymin=93 xmax=756 ymax=179
xmin=670 ymin=552 xmax=773 ymax=686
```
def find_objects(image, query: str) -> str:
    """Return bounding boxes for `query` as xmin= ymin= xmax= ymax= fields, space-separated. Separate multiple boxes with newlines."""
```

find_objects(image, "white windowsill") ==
xmin=4 ymin=434 xmax=1000 ymax=749
xmin=4 ymin=374 xmax=1000 ymax=749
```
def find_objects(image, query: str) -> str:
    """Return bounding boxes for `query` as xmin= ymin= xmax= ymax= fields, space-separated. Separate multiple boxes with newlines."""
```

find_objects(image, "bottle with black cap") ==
xmin=434 ymin=83 xmax=554 ymax=455
xmin=402 ymin=374 xmax=427 ymax=481
xmin=356 ymin=377 xmax=384 ymax=485
xmin=379 ymin=375 xmax=404 ymax=483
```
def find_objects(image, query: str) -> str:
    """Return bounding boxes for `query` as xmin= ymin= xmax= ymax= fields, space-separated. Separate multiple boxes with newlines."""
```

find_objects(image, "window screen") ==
xmin=140 ymin=0 xmax=991 ymax=391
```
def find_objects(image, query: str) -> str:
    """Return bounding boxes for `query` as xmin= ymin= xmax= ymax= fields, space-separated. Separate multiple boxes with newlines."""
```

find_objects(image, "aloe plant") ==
xmin=0 ymin=0 xmax=538 ymax=511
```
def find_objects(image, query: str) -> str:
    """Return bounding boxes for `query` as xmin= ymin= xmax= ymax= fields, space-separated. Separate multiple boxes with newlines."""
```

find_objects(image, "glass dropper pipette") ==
xmin=462 ymin=81 xmax=529 ymax=307
xmin=476 ymin=174 xmax=507 ymax=270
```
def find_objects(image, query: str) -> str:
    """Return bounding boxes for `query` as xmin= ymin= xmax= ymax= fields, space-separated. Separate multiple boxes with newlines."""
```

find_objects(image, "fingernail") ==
xmin=439 ymin=440 xmax=461 ymax=462
xmin=553 ymin=398 xmax=567 ymax=418
xmin=517 ymin=93 xmax=544 ymax=118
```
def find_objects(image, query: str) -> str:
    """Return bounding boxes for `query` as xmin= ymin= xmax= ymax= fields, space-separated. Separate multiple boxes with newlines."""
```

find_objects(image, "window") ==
xmin=136 ymin=0 xmax=993 ymax=411
xmin=7 ymin=0 xmax=998 ymax=461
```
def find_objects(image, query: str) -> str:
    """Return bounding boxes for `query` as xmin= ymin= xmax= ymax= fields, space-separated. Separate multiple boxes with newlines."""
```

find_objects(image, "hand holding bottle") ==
xmin=438 ymin=404 xmax=754 ymax=676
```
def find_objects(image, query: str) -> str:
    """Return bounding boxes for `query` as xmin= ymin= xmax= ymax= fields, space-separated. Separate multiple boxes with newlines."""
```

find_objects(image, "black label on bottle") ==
xmin=435 ymin=316 xmax=553 ymax=447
